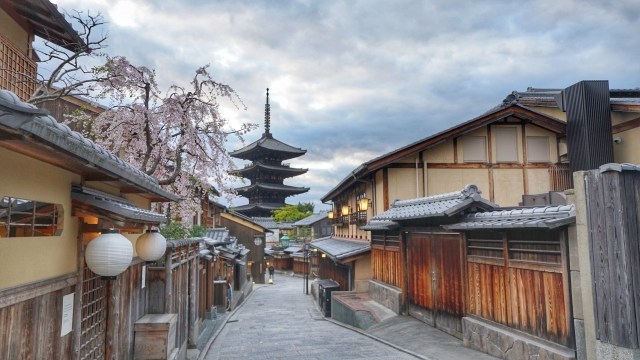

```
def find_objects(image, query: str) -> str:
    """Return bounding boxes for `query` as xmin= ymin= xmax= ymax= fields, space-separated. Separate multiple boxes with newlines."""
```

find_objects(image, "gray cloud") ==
xmin=54 ymin=0 xmax=640 ymax=210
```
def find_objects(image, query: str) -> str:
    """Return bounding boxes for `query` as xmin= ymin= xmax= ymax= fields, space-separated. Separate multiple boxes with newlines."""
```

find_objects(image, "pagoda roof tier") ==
xmin=235 ymin=182 xmax=310 ymax=196
xmin=229 ymin=135 xmax=306 ymax=161
xmin=232 ymin=202 xmax=289 ymax=212
xmin=232 ymin=162 xmax=308 ymax=178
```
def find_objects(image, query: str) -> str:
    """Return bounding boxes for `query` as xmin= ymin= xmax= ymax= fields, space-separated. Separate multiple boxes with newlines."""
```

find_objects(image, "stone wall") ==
xmin=367 ymin=280 xmax=401 ymax=315
xmin=463 ymin=317 xmax=575 ymax=360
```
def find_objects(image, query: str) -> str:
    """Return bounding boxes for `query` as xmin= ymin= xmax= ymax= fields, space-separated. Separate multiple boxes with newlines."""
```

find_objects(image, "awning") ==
xmin=443 ymin=204 xmax=576 ymax=230
xmin=71 ymin=185 xmax=166 ymax=224
xmin=309 ymin=237 xmax=370 ymax=263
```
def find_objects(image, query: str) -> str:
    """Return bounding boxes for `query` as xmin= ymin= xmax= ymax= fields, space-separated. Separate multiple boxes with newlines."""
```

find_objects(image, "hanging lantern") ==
xmin=254 ymin=236 xmax=263 ymax=246
xmin=341 ymin=205 xmax=350 ymax=216
xmin=136 ymin=229 xmax=167 ymax=261
xmin=359 ymin=198 xmax=370 ymax=212
xmin=85 ymin=229 xmax=133 ymax=280
xmin=328 ymin=211 xmax=334 ymax=219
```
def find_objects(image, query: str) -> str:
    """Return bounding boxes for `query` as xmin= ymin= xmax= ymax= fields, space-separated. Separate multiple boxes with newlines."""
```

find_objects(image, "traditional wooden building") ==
xmin=0 ymin=89 xmax=182 ymax=359
xmin=309 ymin=237 xmax=371 ymax=292
xmin=252 ymin=216 xmax=294 ymax=245
xmin=229 ymin=89 xmax=309 ymax=217
xmin=199 ymin=199 xmax=271 ymax=284
xmin=292 ymin=212 xmax=332 ymax=241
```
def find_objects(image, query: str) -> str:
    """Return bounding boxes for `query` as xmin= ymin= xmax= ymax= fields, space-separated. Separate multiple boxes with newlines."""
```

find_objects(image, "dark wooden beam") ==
xmin=426 ymin=162 xmax=550 ymax=169
xmin=120 ymin=187 xmax=145 ymax=194
xmin=387 ymin=163 xmax=424 ymax=169
xmin=612 ymin=104 xmax=640 ymax=112
xmin=83 ymin=173 xmax=119 ymax=182
xmin=612 ymin=116 xmax=640 ymax=134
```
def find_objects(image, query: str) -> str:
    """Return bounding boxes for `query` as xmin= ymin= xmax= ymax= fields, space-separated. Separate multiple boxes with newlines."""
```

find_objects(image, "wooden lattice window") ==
xmin=371 ymin=231 xmax=400 ymax=249
xmin=0 ymin=196 xmax=63 ymax=237
xmin=0 ymin=34 xmax=37 ymax=102
xmin=80 ymin=266 xmax=108 ymax=359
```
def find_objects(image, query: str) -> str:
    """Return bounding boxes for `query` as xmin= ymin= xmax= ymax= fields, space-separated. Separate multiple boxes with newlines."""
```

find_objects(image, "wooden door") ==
xmin=407 ymin=232 xmax=463 ymax=338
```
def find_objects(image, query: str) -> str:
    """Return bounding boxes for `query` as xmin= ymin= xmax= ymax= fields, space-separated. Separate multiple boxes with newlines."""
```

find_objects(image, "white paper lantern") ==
xmin=136 ymin=229 xmax=167 ymax=261
xmin=85 ymin=229 xmax=133 ymax=279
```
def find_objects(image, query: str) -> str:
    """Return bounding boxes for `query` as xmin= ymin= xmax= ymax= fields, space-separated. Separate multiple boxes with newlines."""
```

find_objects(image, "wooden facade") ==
xmin=462 ymin=228 xmax=573 ymax=347
xmin=318 ymin=256 xmax=350 ymax=292
xmin=371 ymin=232 xmax=403 ymax=288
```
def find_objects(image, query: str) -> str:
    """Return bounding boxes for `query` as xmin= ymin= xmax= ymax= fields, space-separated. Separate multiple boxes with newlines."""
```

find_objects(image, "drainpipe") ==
xmin=415 ymin=158 xmax=419 ymax=197
xmin=423 ymin=159 xmax=428 ymax=197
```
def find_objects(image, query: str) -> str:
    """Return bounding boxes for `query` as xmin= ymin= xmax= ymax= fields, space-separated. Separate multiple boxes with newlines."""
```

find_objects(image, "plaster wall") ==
xmin=613 ymin=127 xmax=640 ymax=164
xmin=375 ymin=170 xmax=384 ymax=214
xmin=423 ymin=140 xmax=454 ymax=163
xmin=354 ymin=254 xmax=371 ymax=280
xmin=388 ymin=167 xmax=423 ymax=201
xmin=527 ymin=168 xmax=551 ymax=196
xmin=0 ymin=148 xmax=80 ymax=289
xmin=531 ymin=107 xmax=567 ymax=122
xmin=493 ymin=169 xmax=524 ymax=206
xmin=0 ymin=9 xmax=29 ymax=54
xmin=426 ymin=168 xmax=490 ymax=197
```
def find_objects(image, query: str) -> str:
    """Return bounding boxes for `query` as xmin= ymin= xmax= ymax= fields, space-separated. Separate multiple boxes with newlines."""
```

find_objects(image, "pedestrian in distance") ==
xmin=268 ymin=265 xmax=275 ymax=281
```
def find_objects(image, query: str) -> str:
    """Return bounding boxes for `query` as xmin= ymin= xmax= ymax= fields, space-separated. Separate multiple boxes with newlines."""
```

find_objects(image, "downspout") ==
xmin=415 ymin=158 xmax=419 ymax=197
xmin=423 ymin=159 xmax=428 ymax=197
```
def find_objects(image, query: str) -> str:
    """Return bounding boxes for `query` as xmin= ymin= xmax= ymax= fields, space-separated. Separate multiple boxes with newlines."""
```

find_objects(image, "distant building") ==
xmin=292 ymin=212 xmax=332 ymax=241
xmin=229 ymin=89 xmax=309 ymax=217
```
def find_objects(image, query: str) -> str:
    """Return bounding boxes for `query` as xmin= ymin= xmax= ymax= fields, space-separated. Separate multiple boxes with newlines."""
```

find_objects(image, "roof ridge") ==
xmin=391 ymin=184 xmax=482 ymax=207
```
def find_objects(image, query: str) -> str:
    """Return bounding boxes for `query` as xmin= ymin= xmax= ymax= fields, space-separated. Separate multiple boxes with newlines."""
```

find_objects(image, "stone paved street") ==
xmin=204 ymin=274 xmax=417 ymax=359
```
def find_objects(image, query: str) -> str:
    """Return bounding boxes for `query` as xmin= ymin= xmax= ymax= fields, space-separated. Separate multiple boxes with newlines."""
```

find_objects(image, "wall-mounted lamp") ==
xmin=341 ymin=205 xmax=350 ymax=216
xmin=321 ymin=253 xmax=327 ymax=258
xmin=328 ymin=211 xmax=334 ymax=219
xmin=359 ymin=199 xmax=370 ymax=212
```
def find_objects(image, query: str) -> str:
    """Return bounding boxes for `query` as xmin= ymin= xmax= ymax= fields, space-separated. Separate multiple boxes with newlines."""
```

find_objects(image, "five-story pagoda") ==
xmin=229 ymin=89 xmax=309 ymax=217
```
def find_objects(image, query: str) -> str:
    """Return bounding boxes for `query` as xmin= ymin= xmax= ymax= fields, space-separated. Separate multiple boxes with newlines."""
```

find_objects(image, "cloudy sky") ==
xmin=51 ymin=0 xmax=640 ymax=210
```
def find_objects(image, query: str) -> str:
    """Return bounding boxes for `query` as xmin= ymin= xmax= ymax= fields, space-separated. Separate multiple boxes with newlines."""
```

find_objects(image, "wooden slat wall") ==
xmin=113 ymin=261 xmax=148 ymax=360
xmin=586 ymin=169 xmax=640 ymax=349
xmin=465 ymin=229 xmax=572 ymax=348
xmin=293 ymin=260 xmax=309 ymax=274
xmin=372 ymin=248 xmax=402 ymax=288
xmin=272 ymin=257 xmax=293 ymax=271
xmin=0 ymin=285 xmax=75 ymax=359
xmin=318 ymin=257 xmax=349 ymax=291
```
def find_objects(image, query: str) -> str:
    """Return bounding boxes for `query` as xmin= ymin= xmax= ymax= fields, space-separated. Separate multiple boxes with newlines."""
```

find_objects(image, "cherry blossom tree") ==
xmin=69 ymin=56 xmax=256 ymax=222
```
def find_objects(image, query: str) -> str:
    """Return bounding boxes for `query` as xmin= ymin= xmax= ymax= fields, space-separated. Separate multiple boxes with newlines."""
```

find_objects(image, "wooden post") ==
xmin=559 ymin=229 xmax=575 ymax=345
xmin=72 ymin=220 xmax=84 ymax=360
xmin=521 ymin=123 xmax=529 ymax=195
xmin=164 ymin=249 xmax=173 ymax=314
xmin=188 ymin=247 xmax=197 ymax=346
xmin=106 ymin=276 xmax=121 ymax=360
xmin=401 ymin=231 xmax=409 ymax=315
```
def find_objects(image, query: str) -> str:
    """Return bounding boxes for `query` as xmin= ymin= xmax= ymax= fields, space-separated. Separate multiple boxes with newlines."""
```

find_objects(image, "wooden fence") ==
xmin=371 ymin=231 xmax=403 ymax=288
xmin=463 ymin=228 xmax=572 ymax=347
xmin=585 ymin=168 xmax=640 ymax=349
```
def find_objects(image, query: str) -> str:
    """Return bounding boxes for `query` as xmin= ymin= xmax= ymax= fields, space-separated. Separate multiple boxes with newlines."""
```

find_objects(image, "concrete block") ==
xmin=367 ymin=280 xmax=401 ymax=315
xmin=574 ymin=319 xmax=586 ymax=360
xmin=570 ymin=271 xmax=583 ymax=320
xmin=596 ymin=341 xmax=640 ymax=360
xmin=462 ymin=317 xmax=575 ymax=360
xmin=568 ymin=225 xmax=580 ymax=271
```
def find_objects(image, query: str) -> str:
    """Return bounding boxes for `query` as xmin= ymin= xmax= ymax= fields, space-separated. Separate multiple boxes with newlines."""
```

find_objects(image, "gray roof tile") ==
xmin=367 ymin=184 xmax=497 ymax=222
xmin=292 ymin=212 xmax=329 ymax=226
xmin=359 ymin=220 xmax=400 ymax=231
xmin=443 ymin=204 xmax=575 ymax=230
xmin=251 ymin=217 xmax=295 ymax=229
xmin=230 ymin=136 xmax=306 ymax=159
xmin=71 ymin=185 xmax=166 ymax=223
xmin=309 ymin=237 xmax=370 ymax=261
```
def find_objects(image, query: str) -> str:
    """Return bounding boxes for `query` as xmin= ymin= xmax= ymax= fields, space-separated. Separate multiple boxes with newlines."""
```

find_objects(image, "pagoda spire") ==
xmin=264 ymin=88 xmax=271 ymax=137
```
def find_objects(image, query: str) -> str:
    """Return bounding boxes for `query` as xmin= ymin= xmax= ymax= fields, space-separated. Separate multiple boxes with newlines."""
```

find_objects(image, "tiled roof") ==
xmin=232 ymin=162 xmax=308 ymax=176
xmin=235 ymin=182 xmax=310 ymax=194
xmin=367 ymin=184 xmax=497 ymax=222
xmin=203 ymin=228 xmax=231 ymax=245
xmin=229 ymin=135 xmax=306 ymax=159
xmin=443 ymin=204 xmax=575 ymax=230
xmin=71 ymin=185 xmax=166 ymax=223
xmin=251 ymin=217 xmax=295 ymax=229
xmin=309 ymin=236 xmax=370 ymax=262
xmin=292 ymin=212 xmax=329 ymax=226
xmin=359 ymin=220 xmax=400 ymax=231
xmin=506 ymin=87 xmax=640 ymax=106
xmin=0 ymin=90 xmax=179 ymax=202
xmin=232 ymin=203 xmax=287 ymax=212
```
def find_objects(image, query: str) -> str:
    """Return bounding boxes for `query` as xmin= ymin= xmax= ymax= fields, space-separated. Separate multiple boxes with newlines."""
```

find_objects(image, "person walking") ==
xmin=268 ymin=265 xmax=275 ymax=281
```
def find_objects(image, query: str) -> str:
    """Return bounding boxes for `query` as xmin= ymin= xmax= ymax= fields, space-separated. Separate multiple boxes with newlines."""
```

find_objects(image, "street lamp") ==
xmin=280 ymin=233 xmax=290 ymax=248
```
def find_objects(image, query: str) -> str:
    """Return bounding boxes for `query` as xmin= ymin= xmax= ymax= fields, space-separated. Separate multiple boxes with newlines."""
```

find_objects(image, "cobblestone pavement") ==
xmin=204 ymin=274 xmax=417 ymax=360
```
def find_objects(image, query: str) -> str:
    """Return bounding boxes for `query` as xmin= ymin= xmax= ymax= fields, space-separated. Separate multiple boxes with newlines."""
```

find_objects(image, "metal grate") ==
xmin=0 ymin=34 xmax=37 ymax=102
xmin=80 ymin=266 xmax=108 ymax=360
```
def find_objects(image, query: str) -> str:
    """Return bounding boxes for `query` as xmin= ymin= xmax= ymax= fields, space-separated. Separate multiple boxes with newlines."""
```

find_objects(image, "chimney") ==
xmin=557 ymin=80 xmax=614 ymax=175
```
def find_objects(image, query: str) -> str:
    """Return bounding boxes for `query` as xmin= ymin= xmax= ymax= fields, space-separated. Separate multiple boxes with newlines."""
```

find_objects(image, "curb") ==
xmin=197 ymin=284 xmax=268 ymax=360
xmin=323 ymin=317 xmax=433 ymax=360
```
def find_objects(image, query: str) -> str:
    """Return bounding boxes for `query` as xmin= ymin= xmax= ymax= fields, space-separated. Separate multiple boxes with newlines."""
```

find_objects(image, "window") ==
xmin=0 ymin=197 xmax=63 ymax=238
xmin=495 ymin=128 xmax=518 ymax=163
xmin=463 ymin=136 xmax=487 ymax=162
xmin=527 ymin=137 xmax=550 ymax=163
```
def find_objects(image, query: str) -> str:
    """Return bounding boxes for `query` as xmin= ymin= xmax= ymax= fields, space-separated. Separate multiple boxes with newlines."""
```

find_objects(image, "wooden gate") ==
xmin=79 ymin=266 xmax=108 ymax=360
xmin=407 ymin=232 xmax=464 ymax=338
